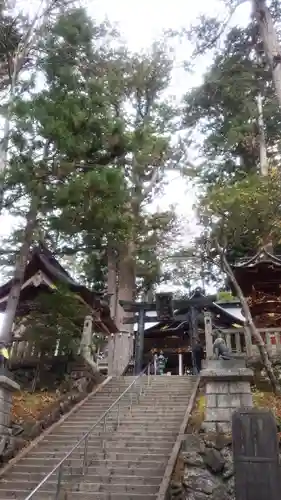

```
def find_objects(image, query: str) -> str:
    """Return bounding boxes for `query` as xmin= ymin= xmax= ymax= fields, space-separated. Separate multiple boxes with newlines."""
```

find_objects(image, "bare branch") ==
xmin=191 ymin=0 xmax=247 ymax=56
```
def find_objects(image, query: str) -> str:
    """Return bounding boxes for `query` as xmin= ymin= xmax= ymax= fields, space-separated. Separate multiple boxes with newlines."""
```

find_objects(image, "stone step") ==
xmin=6 ymin=464 xmax=165 ymax=477
xmin=62 ymin=414 xmax=185 ymax=422
xmin=56 ymin=423 xmax=181 ymax=431
xmin=53 ymin=425 xmax=179 ymax=434
xmin=77 ymin=409 xmax=188 ymax=416
xmin=75 ymin=411 xmax=186 ymax=418
xmin=4 ymin=472 xmax=162 ymax=486
xmin=63 ymin=411 xmax=186 ymax=422
xmin=0 ymin=490 xmax=156 ymax=499
xmin=29 ymin=445 xmax=172 ymax=458
xmin=8 ymin=457 xmax=168 ymax=470
xmin=35 ymin=439 xmax=174 ymax=450
xmin=59 ymin=419 xmax=183 ymax=428
xmin=0 ymin=480 xmax=159 ymax=495
xmin=0 ymin=376 xmax=197 ymax=500
xmin=45 ymin=430 xmax=178 ymax=440
xmin=22 ymin=451 xmax=167 ymax=462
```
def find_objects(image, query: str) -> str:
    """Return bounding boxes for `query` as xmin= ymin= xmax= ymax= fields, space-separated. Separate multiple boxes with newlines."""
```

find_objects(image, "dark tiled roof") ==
xmin=233 ymin=247 xmax=281 ymax=268
xmin=0 ymin=244 xmax=118 ymax=332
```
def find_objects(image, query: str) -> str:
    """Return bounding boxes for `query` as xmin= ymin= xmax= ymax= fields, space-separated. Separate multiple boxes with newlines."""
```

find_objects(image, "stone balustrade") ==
xmin=204 ymin=311 xmax=281 ymax=360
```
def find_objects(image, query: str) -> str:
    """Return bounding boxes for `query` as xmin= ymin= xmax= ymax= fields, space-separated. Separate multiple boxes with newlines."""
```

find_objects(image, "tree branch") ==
xmin=213 ymin=237 xmax=280 ymax=393
xmin=193 ymin=0 xmax=247 ymax=56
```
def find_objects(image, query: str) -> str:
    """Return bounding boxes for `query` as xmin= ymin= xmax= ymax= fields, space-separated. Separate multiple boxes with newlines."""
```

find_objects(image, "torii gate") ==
xmin=119 ymin=290 xmax=216 ymax=374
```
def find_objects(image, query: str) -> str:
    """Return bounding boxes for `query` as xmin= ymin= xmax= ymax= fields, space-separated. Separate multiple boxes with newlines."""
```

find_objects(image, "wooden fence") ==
xmin=7 ymin=333 xmax=134 ymax=375
xmin=9 ymin=338 xmax=59 ymax=361
xmin=7 ymin=338 xmax=75 ymax=368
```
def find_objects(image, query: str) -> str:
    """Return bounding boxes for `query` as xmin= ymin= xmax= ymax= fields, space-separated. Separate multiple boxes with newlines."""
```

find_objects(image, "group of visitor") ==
xmin=152 ymin=340 xmax=205 ymax=375
xmin=153 ymin=351 xmax=167 ymax=375
xmin=151 ymin=332 xmax=231 ymax=376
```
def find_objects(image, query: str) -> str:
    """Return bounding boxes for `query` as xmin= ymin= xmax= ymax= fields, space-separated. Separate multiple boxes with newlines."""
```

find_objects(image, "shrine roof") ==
xmin=141 ymin=296 xmax=244 ymax=337
xmin=230 ymin=248 xmax=281 ymax=296
xmin=0 ymin=244 xmax=118 ymax=332
xmin=232 ymin=247 xmax=281 ymax=269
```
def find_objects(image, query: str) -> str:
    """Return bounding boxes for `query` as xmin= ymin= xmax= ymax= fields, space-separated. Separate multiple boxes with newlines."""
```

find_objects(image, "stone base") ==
xmin=170 ymin=433 xmax=235 ymax=500
xmin=201 ymin=359 xmax=253 ymax=433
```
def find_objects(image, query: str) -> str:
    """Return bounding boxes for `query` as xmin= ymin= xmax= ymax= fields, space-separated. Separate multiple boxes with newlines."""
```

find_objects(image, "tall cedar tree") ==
xmin=0 ymin=8 xmax=130 ymax=343
xmin=2 ymin=7 xmax=184 ymax=340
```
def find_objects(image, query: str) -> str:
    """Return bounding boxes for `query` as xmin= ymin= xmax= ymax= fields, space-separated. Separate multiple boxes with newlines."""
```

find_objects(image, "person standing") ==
xmin=193 ymin=339 xmax=204 ymax=374
xmin=152 ymin=351 xmax=158 ymax=374
xmin=157 ymin=351 xmax=167 ymax=375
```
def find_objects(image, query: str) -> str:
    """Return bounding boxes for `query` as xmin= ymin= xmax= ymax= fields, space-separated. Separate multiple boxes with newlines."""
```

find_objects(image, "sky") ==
xmin=0 ymin=0 xmax=252 ymax=292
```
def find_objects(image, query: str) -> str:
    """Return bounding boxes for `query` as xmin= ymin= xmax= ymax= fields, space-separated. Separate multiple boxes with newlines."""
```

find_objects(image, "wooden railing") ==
xmin=206 ymin=327 xmax=281 ymax=358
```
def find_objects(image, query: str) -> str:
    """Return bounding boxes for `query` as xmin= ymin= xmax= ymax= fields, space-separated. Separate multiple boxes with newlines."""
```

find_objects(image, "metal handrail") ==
xmin=23 ymin=363 xmax=151 ymax=500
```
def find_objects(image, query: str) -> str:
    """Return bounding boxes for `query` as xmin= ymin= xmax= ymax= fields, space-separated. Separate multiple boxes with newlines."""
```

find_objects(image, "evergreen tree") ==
xmin=1 ymin=6 xmax=186 ymax=341
xmin=183 ymin=21 xmax=281 ymax=261
xmin=0 ymin=7 xmax=129 ymax=342
xmin=184 ymin=23 xmax=281 ymax=188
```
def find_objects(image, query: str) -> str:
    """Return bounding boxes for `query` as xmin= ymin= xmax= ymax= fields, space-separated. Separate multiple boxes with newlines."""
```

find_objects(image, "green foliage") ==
xmin=200 ymin=170 xmax=281 ymax=261
xmin=16 ymin=285 xmax=89 ymax=356
xmin=184 ymin=23 xmax=281 ymax=189
xmin=216 ymin=291 xmax=236 ymax=302
xmin=0 ymin=4 xmax=21 ymax=89
xmin=1 ymin=5 xmax=184 ymax=301
xmin=4 ymin=7 xmax=131 ymax=274
xmin=181 ymin=8 xmax=281 ymax=267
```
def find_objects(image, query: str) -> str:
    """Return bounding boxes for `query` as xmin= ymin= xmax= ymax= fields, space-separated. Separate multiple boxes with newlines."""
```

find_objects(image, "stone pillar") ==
xmin=201 ymin=358 xmax=253 ymax=434
xmin=204 ymin=311 xmax=213 ymax=359
xmin=178 ymin=353 xmax=183 ymax=376
xmin=0 ymin=373 xmax=20 ymax=455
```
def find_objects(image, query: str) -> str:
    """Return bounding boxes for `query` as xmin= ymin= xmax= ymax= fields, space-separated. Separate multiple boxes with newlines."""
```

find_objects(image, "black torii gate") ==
xmin=120 ymin=290 xmax=216 ymax=374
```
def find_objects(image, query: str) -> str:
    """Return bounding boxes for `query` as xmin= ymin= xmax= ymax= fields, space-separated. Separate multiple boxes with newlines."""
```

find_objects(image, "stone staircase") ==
xmin=0 ymin=375 xmax=197 ymax=500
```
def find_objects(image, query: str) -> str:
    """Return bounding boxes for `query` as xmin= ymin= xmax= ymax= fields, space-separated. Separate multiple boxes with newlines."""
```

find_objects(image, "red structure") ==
xmin=232 ymin=247 xmax=281 ymax=329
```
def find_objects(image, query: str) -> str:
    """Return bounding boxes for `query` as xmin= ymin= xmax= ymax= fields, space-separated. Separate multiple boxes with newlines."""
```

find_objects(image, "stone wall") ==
xmin=205 ymin=381 xmax=253 ymax=433
xmin=170 ymin=432 xmax=235 ymax=500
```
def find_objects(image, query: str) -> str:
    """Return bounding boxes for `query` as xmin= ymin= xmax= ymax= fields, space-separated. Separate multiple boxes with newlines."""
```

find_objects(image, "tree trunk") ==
xmin=115 ymin=240 xmax=136 ymax=333
xmin=216 ymin=242 xmax=280 ymax=393
xmin=256 ymin=93 xmax=268 ymax=176
xmin=107 ymin=245 xmax=118 ymax=320
xmin=0 ymin=199 xmax=38 ymax=344
xmin=253 ymin=0 xmax=281 ymax=109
